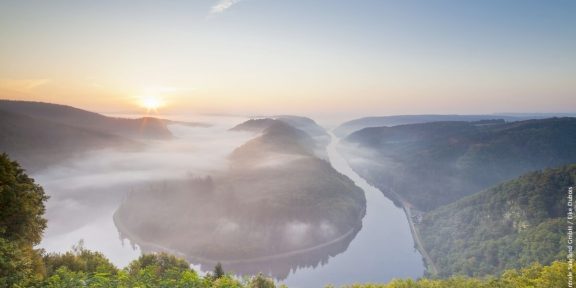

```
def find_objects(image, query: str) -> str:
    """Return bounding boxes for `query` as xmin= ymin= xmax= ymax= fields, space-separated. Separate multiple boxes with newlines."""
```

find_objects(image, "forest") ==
xmin=343 ymin=118 xmax=576 ymax=211
xmin=0 ymin=150 xmax=570 ymax=287
xmin=419 ymin=164 xmax=575 ymax=277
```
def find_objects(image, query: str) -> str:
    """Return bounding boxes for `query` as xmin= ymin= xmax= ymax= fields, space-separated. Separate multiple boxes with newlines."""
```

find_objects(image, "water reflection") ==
xmin=120 ymin=222 xmax=361 ymax=280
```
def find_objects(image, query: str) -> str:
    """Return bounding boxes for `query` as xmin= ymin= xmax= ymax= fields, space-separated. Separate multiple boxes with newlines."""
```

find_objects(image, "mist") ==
xmin=36 ymin=118 xmax=254 ymax=267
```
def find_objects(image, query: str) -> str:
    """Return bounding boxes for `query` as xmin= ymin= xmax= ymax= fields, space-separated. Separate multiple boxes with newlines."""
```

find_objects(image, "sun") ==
xmin=140 ymin=96 xmax=165 ymax=112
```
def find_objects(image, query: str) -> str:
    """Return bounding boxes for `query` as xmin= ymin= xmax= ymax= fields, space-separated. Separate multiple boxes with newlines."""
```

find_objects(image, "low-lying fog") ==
xmin=36 ymin=116 xmax=254 ymax=266
xmin=35 ymin=114 xmax=423 ymax=286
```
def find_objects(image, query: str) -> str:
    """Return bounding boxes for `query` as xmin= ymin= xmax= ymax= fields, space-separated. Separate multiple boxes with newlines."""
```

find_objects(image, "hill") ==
xmin=231 ymin=120 xmax=317 ymax=161
xmin=333 ymin=114 xmax=569 ymax=138
xmin=229 ymin=118 xmax=278 ymax=132
xmin=0 ymin=100 xmax=186 ymax=171
xmin=341 ymin=117 xmax=576 ymax=210
xmin=231 ymin=116 xmax=330 ymax=159
xmin=114 ymin=119 xmax=365 ymax=278
xmin=0 ymin=100 xmax=172 ymax=139
xmin=0 ymin=109 xmax=135 ymax=171
xmin=0 ymin=149 xmax=570 ymax=287
xmin=419 ymin=164 xmax=575 ymax=277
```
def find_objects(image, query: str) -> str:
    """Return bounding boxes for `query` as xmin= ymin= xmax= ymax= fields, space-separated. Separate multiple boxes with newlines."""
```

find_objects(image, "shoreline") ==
xmin=331 ymin=136 xmax=437 ymax=276
xmin=385 ymin=189 xmax=439 ymax=276
xmin=113 ymin=208 xmax=364 ymax=266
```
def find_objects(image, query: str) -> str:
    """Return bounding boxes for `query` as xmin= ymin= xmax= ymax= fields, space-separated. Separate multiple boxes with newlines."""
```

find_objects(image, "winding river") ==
xmin=38 ymin=120 xmax=424 ymax=287
xmin=281 ymin=132 xmax=424 ymax=287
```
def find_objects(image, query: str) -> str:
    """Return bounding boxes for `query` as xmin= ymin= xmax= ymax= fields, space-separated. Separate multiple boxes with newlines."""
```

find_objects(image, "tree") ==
xmin=0 ymin=153 xmax=48 ymax=286
xmin=127 ymin=252 xmax=191 ymax=277
xmin=248 ymin=273 xmax=276 ymax=288
xmin=213 ymin=262 xmax=225 ymax=279
xmin=43 ymin=240 xmax=117 ymax=276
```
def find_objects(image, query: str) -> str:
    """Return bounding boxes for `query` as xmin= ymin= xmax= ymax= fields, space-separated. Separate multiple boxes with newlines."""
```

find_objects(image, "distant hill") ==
xmin=0 ymin=100 xmax=178 ymax=171
xmin=0 ymin=109 xmax=135 ymax=172
xmin=229 ymin=118 xmax=278 ymax=132
xmin=274 ymin=115 xmax=330 ymax=141
xmin=333 ymin=114 xmax=575 ymax=138
xmin=231 ymin=120 xmax=317 ymax=162
xmin=231 ymin=116 xmax=330 ymax=159
xmin=0 ymin=100 xmax=172 ymax=139
xmin=419 ymin=164 xmax=575 ymax=277
xmin=341 ymin=117 xmax=576 ymax=210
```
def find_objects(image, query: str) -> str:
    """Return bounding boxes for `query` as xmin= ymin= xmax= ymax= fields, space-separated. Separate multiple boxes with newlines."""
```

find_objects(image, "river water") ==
xmin=280 ymin=133 xmax=424 ymax=287
xmin=37 ymin=119 xmax=424 ymax=286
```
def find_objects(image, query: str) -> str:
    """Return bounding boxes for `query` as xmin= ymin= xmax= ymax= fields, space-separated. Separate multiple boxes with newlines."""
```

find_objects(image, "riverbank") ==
xmin=331 ymin=136 xmax=437 ymax=276
xmin=394 ymin=194 xmax=438 ymax=276
xmin=363 ymin=183 xmax=438 ymax=275
xmin=113 ymin=206 xmax=364 ymax=265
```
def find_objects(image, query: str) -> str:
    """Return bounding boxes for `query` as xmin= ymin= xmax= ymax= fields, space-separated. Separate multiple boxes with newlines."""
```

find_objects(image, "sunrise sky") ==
xmin=0 ymin=0 xmax=575 ymax=118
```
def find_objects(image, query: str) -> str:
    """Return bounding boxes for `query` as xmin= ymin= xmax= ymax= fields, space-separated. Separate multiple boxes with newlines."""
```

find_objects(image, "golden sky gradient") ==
xmin=1 ymin=1 xmax=575 ymax=118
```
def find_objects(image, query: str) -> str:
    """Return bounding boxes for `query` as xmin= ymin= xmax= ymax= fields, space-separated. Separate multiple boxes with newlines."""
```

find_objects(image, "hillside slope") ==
xmin=419 ymin=164 xmax=575 ymax=277
xmin=0 ymin=100 xmax=172 ymax=139
xmin=231 ymin=116 xmax=330 ymax=159
xmin=342 ymin=117 xmax=576 ymax=210
xmin=334 ymin=113 xmax=576 ymax=138
xmin=334 ymin=114 xmax=528 ymax=137
xmin=0 ymin=110 xmax=135 ymax=171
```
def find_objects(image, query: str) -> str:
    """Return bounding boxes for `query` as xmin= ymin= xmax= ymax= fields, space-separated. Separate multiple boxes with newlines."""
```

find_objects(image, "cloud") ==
xmin=0 ymin=78 xmax=51 ymax=94
xmin=211 ymin=0 xmax=242 ymax=14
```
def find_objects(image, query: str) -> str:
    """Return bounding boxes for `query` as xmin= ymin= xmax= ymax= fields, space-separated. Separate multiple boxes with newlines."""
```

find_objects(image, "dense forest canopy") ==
xmin=343 ymin=117 xmax=576 ymax=211
xmin=0 ymin=125 xmax=573 ymax=287
xmin=419 ymin=164 xmax=575 ymax=277
xmin=0 ymin=153 xmax=48 ymax=287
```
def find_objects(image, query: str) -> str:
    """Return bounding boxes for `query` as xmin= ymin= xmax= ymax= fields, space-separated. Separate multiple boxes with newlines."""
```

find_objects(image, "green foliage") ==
xmin=0 ymin=238 xmax=35 ymax=287
xmin=345 ymin=118 xmax=576 ymax=210
xmin=213 ymin=262 xmax=225 ymax=279
xmin=341 ymin=261 xmax=568 ymax=288
xmin=38 ymin=250 xmax=246 ymax=288
xmin=247 ymin=274 xmax=276 ymax=288
xmin=44 ymin=240 xmax=117 ymax=276
xmin=122 ymin=253 xmax=206 ymax=288
xmin=0 ymin=152 xmax=48 ymax=244
xmin=0 ymin=153 xmax=48 ymax=287
xmin=1 ymin=129 xmax=572 ymax=287
xmin=127 ymin=253 xmax=191 ymax=276
xmin=0 ymin=153 xmax=263 ymax=288
xmin=211 ymin=275 xmax=244 ymax=288
xmin=32 ymin=254 xmax=571 ymax=288
xmin=419 ymin=164 xmax=576 ymax=277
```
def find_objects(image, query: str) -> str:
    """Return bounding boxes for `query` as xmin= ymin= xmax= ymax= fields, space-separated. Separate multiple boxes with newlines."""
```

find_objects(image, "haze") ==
xmin=1 ymin=0 xmax=575 ymax=118
xmin=36 ymin=118 xmax=254 ymax=266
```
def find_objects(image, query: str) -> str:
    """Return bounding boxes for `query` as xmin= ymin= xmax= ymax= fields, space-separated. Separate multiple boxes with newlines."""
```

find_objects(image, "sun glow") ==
xmin=140 ymin=96 xmax=165 ymax=112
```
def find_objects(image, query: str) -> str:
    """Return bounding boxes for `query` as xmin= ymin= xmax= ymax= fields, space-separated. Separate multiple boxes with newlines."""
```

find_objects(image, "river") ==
xmin=280 ymin=132 xmax=424 ymax=287
xmin=37 ymin=119 xmax=424 ymax=286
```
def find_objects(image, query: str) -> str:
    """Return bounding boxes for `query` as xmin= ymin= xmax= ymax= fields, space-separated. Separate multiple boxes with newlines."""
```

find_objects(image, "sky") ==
xmin=0 ymin=0 xmax=575 ymax=119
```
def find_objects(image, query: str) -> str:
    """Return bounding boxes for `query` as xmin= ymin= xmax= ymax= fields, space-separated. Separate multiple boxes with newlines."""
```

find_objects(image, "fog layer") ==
xmin=38 ymin=119 xmax=253 ymax=266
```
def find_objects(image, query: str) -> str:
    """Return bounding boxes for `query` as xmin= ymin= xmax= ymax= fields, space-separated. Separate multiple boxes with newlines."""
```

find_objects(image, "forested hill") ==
xmin=0 ymin=100 xmax=172 ymax=139
xmin=342 ymin=117 xmax=576 ymax=211
xmin=231 ymin=120 xmax=317 ymax=159
xmin=334 ymin=113 xmax=576 ymax=138
xmin=114 ymin=118 xmax=366 ymax=278
xmin=231 ymin=116 xmax=330 ymax=159
xmin=0 ymin=109 xmax=135 ymax=172
xmin=334 ymin=114 xmax=526 ymax=137
xmin=0 ymin=100 xmax=177 ymax=171
xmin=419 ymin=164 xmax=575 ymax=277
